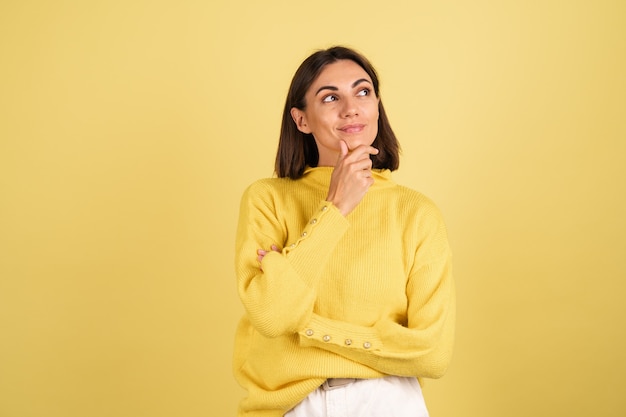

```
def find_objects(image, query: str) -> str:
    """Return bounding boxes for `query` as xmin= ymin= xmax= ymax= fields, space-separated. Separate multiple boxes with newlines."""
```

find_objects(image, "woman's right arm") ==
xmin=237 ymin=143 xmax=377 ymax=337
xmin=235 ymin=181 xmax=349 ymax=338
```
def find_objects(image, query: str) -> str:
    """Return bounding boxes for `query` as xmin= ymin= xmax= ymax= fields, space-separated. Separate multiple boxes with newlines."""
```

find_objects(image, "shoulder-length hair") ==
xmin=275 ymin=46 xmax=400 ymax=179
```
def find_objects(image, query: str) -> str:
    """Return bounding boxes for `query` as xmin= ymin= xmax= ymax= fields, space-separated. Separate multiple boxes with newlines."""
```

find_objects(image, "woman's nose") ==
xmin=342 ymin=97 xmax=358 ymax=117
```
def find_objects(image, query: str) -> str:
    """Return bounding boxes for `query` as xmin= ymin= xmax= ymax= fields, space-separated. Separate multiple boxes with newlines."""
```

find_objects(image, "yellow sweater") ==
xmin=233 ymin=166 xmax=455 ymax=416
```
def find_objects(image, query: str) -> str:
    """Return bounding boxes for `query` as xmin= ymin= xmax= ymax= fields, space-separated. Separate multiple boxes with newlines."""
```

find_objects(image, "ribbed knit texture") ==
xmin=234 ymin=166 xmax=455 ymax=417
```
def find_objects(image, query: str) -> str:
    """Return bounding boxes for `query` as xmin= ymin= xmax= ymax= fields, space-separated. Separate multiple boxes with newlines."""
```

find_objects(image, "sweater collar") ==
xmin=301 ymin=166 xmax=394 ymax=190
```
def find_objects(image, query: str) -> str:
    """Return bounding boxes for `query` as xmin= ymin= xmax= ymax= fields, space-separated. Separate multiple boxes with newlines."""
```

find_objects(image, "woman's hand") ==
xmin=326 ymin=140 xmax=379 ymax=216
xmin=257 ymin=244 xmax=281 ymax=271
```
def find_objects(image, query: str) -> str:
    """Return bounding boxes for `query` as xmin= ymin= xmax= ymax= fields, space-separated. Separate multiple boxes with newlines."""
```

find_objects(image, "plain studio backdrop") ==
xmin=1 ymin=1 xmax=624 ymax=416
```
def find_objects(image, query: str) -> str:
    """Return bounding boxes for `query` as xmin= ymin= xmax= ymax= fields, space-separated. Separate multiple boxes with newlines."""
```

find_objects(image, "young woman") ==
xmin=233 ymin=46 xmax=455 ymax=417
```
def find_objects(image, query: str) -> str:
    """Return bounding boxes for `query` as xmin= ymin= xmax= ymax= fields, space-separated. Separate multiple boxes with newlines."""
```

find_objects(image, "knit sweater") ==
xmin=233 ymin=166 xmax=455 ymax=417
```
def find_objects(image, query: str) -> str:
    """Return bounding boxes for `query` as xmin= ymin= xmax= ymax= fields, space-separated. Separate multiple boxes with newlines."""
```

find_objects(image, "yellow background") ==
xmin=1 ymin=0 xmax=625 ymax=416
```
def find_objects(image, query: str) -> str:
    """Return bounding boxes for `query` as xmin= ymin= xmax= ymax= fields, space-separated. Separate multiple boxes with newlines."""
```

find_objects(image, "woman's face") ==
xmin=291 ymin=60 xmax=380 ymax=166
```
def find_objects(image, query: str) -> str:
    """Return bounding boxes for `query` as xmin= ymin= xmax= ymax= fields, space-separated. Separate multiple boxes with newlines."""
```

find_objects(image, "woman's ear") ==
xmin=290 ymin=108 xmax=311 ymax=134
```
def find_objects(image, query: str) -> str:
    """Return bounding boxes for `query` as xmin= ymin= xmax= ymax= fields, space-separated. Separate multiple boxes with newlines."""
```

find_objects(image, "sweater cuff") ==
xmin=281 ymin=201 xmax=349 ymax=289
xmin=298 ymin=314 xmax=383 ymax=353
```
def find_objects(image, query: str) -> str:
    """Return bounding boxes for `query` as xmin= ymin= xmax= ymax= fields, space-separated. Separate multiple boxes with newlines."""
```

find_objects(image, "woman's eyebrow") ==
xmin=315 ymin=85 xmax=338 ymax=96
xmin=351 ymin=78 xmax=371 ymax=88
xmin=315 ymin=78 xmax=372 ymax=96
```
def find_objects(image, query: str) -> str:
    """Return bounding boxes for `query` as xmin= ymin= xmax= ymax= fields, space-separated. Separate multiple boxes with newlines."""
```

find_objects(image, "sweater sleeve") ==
xmin=235 ymin=181 xmax=350 ymax=338
xmin=297 ymin=205 xmax=455 ymax=379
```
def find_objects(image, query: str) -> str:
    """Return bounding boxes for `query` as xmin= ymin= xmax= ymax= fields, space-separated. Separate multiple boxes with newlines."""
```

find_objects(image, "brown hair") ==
xmin=275 ymin=46 xmax=400 ymax=179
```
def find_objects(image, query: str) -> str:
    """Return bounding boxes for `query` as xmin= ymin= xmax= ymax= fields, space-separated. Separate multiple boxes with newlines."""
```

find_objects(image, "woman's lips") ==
xmin=338 ymin=124 xmax=365 ymax=133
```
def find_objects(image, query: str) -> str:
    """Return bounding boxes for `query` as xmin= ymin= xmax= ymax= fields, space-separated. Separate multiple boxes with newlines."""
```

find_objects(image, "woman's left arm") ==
xmin=297 ymin=210 xmax=455 ymax=379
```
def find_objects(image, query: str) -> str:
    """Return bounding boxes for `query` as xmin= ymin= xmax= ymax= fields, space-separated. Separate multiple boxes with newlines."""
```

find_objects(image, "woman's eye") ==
xmin=357 ymin=88 xmax=370 ymax=96
xmin=322 ymin=95 xmax=337 ymax=103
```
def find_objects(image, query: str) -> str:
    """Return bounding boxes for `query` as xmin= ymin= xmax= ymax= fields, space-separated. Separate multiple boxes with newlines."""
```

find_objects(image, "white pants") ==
xmin=284 ymin=376 xmax=429 ymax=417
